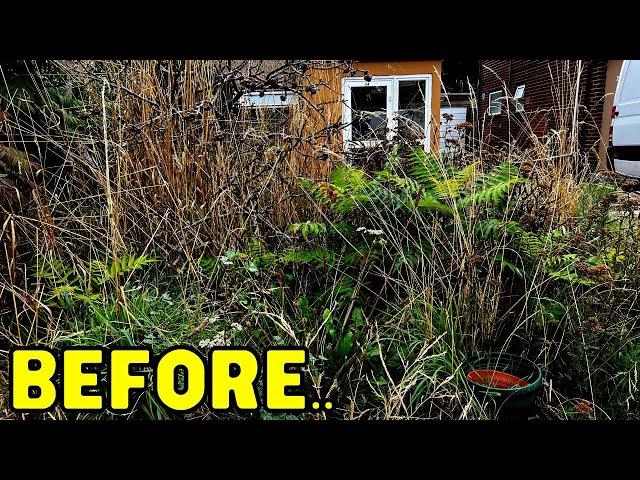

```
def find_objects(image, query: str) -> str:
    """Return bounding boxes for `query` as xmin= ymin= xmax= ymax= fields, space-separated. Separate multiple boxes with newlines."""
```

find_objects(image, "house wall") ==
xmin=598 ymin=60 xmax=624 ymax=167
xmin=293 ymin=60 xmax=443 ymax=183
xmin=268 ymin=61 xmax=443 ymax=225
xmin=478 ymin=60 xmax=608 ymax=167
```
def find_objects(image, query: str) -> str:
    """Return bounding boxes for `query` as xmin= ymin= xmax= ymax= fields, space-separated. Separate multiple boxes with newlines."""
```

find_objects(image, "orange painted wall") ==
xmin=285 ymin=61 xmax=443 ymax=224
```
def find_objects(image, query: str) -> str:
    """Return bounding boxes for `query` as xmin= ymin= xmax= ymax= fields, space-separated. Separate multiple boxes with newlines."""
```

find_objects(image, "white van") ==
xmin=609 ymin=60 xmax=640 ymax=177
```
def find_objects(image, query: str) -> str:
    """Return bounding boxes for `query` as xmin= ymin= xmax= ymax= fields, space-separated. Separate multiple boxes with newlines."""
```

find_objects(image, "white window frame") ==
xmin=239 ymin=90 xmax=294 ymax=108
xmin=342 ymin=74 xmax=432 ymax=152
xmin=488 ymin=90 xmax=502 ymax=116
xmin=514 ymin=85 xmax=525 ymax=113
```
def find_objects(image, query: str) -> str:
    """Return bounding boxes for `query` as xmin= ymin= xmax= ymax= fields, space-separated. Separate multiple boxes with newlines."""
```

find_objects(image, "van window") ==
xmin=620 ymin=61 xmax=640 ymax=103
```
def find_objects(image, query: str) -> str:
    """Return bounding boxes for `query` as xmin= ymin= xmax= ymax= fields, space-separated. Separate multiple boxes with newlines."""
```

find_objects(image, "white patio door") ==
xmin=343 ymin=75 xmax=432 ymax=152
xmin=343 ymin=77 xmax=394 ymax=149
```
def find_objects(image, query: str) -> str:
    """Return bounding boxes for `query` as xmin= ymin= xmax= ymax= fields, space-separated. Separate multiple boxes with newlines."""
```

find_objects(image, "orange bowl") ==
xmin=467 ymin=369 xmax=529 ymax=389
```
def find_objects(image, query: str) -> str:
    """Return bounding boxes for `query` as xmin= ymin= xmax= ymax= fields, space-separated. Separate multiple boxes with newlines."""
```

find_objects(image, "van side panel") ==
xmin=619 ymin=61 xmax=640 ymax=103
xmin=614 ymin=159 xmax=640 ymax=177
xmin=613 ymin=60 xmax=640 ymax=147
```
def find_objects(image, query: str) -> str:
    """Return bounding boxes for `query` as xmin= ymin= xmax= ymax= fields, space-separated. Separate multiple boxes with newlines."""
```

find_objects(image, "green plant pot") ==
xmin=464 ymin=352 xmax=542 ymax=416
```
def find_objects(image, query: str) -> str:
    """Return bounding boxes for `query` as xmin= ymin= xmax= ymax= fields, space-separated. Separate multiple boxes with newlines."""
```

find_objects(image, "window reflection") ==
xmin=351 ymin=85 xmax=388 ymax=141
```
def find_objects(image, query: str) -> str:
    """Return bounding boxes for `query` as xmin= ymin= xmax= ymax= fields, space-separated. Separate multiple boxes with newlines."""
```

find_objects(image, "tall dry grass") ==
xmin=1 ymin=60 xmax=348 ymax=342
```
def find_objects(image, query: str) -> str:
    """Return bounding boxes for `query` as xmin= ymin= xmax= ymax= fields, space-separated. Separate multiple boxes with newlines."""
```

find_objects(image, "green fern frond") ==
xmin=459 ymin=162 xmax=524 ymax=207
xmin=453 ymin=163 xmax=477 ymax=183
xmin=331 ymin=163 xmax=367 ymax=191
xmin=474 ymin=219 xmax=524 ymax=239
xmin=417 ymin=193 xmax=453 ymax=214
xmin=90 ymin=253 xmax=156 ymax=285
xmin=433 ymin=178 xmax=463 ymax=200
xmin=411 ymin=148 xmax=444 ymax=189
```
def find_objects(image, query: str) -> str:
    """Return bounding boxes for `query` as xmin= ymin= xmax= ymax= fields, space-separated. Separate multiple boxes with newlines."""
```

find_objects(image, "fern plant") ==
xmin=90 ymin=254 xmax=157 ymax=285
xmin=35 ymin=252 xmax=156 ymax=308
xmin=291 ymin=148 xmax=529 ymax=279
xmin=307 ymin=148 xmax=525 ymax=217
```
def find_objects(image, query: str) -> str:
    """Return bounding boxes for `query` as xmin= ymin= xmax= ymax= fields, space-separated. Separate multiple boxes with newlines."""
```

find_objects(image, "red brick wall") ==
xmin=478 ymin=60 xmax=608 ymax=167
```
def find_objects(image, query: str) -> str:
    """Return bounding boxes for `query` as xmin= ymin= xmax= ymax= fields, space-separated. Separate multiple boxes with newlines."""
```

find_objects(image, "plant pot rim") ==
xmin=464 ymin=352 xmax=542 ymax=395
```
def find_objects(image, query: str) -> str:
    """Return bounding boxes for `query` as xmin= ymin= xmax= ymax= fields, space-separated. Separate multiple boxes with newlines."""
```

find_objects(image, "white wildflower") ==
xmin=199 ymin=333 xmax=230 ymax=348
xmin=357 ymin=226 xmax=384 ymax=236
xmin=160 ymin=292 xmax=174 ymax=305
xmin=212 ymin=331 xmax=230 ymax=346
xmin=231 ymin=322 xmax=243 ymax=332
